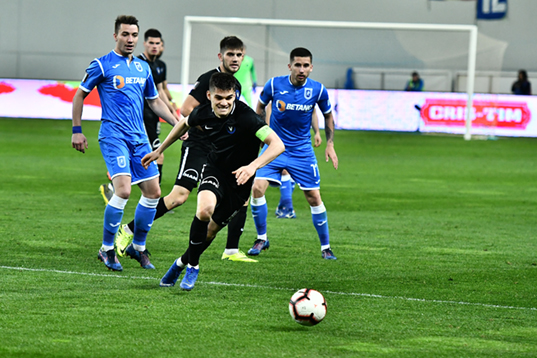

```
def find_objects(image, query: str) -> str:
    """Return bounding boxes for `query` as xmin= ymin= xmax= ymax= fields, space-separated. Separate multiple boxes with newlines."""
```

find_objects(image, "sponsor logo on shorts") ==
xmin=117 ymin=156 xmax=127 ymax=168
xmin=201 ymin=176 xmax=219 ymax=188
xmin=181 ymin=169 xmax=199 ymax=181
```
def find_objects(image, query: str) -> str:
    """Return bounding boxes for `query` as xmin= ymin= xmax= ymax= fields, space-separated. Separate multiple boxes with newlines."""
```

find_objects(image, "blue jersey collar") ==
xmin=287 ymin=75 xmax=308 ymax=88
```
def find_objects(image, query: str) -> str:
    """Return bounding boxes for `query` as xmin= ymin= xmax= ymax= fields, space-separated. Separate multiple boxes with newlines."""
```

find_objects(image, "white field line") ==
xmin=2 ymin=265 xmax=536 ymax=312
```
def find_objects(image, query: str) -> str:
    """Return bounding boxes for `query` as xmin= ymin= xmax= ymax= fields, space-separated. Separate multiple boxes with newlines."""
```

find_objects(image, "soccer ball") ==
xmin=289 ymin=288 xmax=327 ymax=326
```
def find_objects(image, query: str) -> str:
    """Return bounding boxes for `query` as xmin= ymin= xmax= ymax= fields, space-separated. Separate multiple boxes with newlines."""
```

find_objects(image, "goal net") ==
xmin=181 ymin=16 xmax=478 ymax=139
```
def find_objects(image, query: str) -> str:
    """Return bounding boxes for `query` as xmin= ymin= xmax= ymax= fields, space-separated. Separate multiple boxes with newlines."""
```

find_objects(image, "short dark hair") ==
xmin=519 ymin=69 xmax=528 ymax=80
xmin=412 ymin=71 xmax=419 ymax=77
xmin=290 ymin=47 xmax=312 ymax=62
xmin=114 ymin=15 xmax=139 ymax=34
xmin=144 ymin=28 xmax=162 ymax=41
xmin=209 ymin=72 xmax=237 ymax=93
xmin=220 ymin=36 xmax=244 ymax=53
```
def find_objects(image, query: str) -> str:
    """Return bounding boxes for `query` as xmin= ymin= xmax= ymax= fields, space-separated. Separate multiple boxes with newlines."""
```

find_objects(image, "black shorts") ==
xmin=198 ymin=163 xmax=252 ymax=227
xmin=174 ymin=145 xmax=209 ymax=192
xmin=143 ymin=109 xmax=161 ymax=151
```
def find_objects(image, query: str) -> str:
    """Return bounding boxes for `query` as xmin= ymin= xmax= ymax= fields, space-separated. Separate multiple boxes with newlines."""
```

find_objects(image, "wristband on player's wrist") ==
xmin=72 ymin=126 xmax=82 ymax=134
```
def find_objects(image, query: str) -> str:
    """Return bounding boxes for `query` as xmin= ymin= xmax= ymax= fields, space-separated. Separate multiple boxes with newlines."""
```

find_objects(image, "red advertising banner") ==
xmin=420 ymin=98 xmax=531 ymax=129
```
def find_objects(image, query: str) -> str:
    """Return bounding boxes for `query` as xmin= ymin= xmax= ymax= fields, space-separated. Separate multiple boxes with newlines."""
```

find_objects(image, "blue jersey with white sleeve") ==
xmin=79 ymin=50 xmax=159 ymax=143
xmin=258 ymin=75 xmax=331 ymax=150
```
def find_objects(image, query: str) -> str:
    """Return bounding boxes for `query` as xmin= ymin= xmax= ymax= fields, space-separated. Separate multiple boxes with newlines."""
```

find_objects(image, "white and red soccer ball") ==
xmin=289 ymin=288 xmax=327 ymax=326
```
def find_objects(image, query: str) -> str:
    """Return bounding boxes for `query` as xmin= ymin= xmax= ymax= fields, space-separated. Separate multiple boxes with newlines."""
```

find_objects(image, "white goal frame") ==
xmin=182 ymin=16 xmax=478 ymax=140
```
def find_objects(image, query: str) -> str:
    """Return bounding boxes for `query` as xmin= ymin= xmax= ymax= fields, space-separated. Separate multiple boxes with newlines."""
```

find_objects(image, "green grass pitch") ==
xmin=0 ymin=117 xmax=536 ymax=357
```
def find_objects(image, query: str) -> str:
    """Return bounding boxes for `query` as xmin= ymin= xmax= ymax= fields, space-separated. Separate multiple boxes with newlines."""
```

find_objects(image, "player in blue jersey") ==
xmin=71 ymin=15 xmax=178 ymax=271
xmin=247 ymin=47 xmax=339 ymax=260
xmin=272 ymin=110 xmax=322 ymax=219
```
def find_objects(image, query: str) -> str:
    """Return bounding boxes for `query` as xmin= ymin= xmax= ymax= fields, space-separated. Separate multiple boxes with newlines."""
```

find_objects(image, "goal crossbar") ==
xmin=182 ymin=16 xmax=478 ymax=139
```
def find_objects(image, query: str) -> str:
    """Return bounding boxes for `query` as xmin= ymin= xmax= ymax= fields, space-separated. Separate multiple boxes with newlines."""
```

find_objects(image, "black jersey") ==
xmin=185 ymin=68 xmax=242 ymax=151
xmin=138 ymin=53 xmax=167 ymax=120
xmin=138 ymin=53 xmax=166 ymax=85
xmin=188 ymin=100 xmax=265 ymax=175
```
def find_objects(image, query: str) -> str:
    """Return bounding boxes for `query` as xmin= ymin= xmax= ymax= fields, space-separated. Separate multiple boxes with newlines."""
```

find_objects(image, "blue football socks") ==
xmin=251 ymin=196 xmax=268 ymax=240
xmin=311 ymin=203 xmax=330 ymax=248
xmin=133 ymin=196 xmax=159 ymax=249
xmin=279 ymin=174 xmax=294 ymax=210
xmin=102 ymin=195 xmax=128 ymax=248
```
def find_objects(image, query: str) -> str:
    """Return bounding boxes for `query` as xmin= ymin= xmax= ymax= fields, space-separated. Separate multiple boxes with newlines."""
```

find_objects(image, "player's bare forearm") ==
xmin=159 ymin=117 xmax=189 ymax=153
xmin=157 ymin=83 xmax=176 ymax=116
xmin=252 ymin=132 xmax=284 ymax=170
xmin=71 ymin=88 xmax=88 ymax=127
xmin=232 ymin=132 xmax=284 ymax=185
xmin=256 ymin=101 xmax=268 ymax=124
xmin=311 ymin=110 xmax=320 ymax=136
xmin=323 ymin=112 xmax=335 ymax=145
xmin=180 ymin=95 xmax=200 ymax=117
xmin=311 ymin=110 xmax=322 ymax=147
xmin=71 ymin=88 xmax=89 ymax=153
xmin=148 ymin=97 xmax=178 ymax=126
xmin=142 ymin=118 xmax=189 ymax=169
xmin=323 ymin=112 xmax=338 ymax=169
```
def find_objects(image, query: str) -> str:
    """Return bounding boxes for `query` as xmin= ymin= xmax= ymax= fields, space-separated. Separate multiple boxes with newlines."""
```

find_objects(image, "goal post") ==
xmin=181 ymin=16 xmax=478 ymax=140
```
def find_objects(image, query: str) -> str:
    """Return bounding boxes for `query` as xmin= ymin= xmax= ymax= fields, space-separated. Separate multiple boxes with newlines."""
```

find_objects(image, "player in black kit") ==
xmin=142 ymin=72 xmax=284 ymax=290
xmin=115 ymin=36 xmax=257 ymax=262
xmin=137 ymin=29 xmax=179 ymax=182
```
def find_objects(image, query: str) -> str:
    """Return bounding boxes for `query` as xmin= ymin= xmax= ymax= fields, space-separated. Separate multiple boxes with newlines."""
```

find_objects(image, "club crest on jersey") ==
xmin=113 ymin=75 xmax=125 ymax=89
xmin=117 ymin=156 xmax=127 ymax=168
xmin=304 ymin=88 xmax=313 ymax=100
xmin=227 ymin=126 xmax=235 ymax=134
xmin=135 ymin=62 xmax=143 ymax=72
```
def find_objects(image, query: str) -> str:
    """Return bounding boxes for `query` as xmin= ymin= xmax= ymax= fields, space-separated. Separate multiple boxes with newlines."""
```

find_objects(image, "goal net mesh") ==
xmin=185 ymin=20 xmax=500 ymax=92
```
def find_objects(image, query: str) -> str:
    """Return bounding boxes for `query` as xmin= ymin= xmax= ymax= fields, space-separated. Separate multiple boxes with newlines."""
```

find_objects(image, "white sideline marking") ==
xmin=2 ymin=266 xmax=536 ymax=312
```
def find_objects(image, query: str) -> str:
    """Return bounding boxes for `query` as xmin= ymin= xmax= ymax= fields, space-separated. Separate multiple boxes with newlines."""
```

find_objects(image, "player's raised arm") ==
xmin=233 ymin=126 xmax=284 ymax=185
xmin=71 ymin=88 xmax=89 ymax=153
xmin=142 ymin=116 xmax=190 ymax=169
xmin=323 ymin=111 xmax=338 ymax=170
